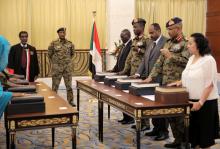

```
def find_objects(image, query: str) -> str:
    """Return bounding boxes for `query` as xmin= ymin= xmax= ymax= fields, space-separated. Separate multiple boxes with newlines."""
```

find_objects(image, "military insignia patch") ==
xmin=171 ymin=44 xmax=181 ymax=52
xmin=137 ymin=41 xmax=143 ymax=47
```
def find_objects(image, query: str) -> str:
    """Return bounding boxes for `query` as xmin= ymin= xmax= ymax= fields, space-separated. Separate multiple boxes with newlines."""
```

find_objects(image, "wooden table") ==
xmin=76 ymin=80 xmax=191 ymax=149
xmin=5 ymin=82 xmax=79 ymax=149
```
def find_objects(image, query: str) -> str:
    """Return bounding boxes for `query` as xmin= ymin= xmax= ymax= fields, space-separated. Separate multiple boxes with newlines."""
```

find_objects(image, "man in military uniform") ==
xmin=118 ymin=18 xmax=150 ymax=130
xmin=119 ymin=18 xmax=150 ymax=76
xmin=144 ymin=17 xmax=190 ymax=148
xmin=48 ymin=27 xmax=75 ymax=106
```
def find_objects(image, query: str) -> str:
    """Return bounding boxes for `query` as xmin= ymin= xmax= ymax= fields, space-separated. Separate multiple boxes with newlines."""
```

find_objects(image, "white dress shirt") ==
xmin=182 ymin=55 xmax=219 ymax=100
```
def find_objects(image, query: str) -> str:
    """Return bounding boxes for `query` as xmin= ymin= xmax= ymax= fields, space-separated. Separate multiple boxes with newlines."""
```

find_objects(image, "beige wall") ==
xmin=0 ymin=0 xmax=106 ymax=49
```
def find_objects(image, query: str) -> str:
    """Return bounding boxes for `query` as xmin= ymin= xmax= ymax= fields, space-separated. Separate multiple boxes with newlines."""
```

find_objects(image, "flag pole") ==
xmin=92 ymin=11 xmax=96 ymax=22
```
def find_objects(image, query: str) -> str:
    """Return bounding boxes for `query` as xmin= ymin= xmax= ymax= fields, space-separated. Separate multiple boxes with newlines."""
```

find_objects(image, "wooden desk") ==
xmin=5 ymin=82 xmax=79 ymax=149
xmin=76 ymin=80 xmax=191 ymax=149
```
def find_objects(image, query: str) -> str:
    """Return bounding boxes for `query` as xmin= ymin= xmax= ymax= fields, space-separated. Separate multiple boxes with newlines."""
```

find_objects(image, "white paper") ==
xmin=59 ymin=107 xmax=67 ymax=110
xmin=98 ymin=82 xmax=104 ymax=84
xmin=105 ymin=75 xmax=127 ymax=79
xmin=123 ymin=90 xmax=129 ymax=93
xmin=96 ymin=72 xmax=116 ymax=76
xmin=135 ymin=103 xmax=144 ymax=105
xmin=48 ymin=96 xmax=55 ymax=99
xmin=142 ymin=95 xmax=155 ymax=101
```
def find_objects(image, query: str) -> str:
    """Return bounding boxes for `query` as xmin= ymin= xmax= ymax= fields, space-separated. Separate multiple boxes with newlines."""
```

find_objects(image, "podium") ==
xmin=115 ymin=78 xmax=142 ymax=90
xmin=129 ymin=83 xmax=159 ymax=96
xmin=155 ymin=86 xmax=189 ymax=104
xmin=104 ymin=75 xmax=127 ymax=86
xmin=7 ymin=95 xmax=45 ymax=115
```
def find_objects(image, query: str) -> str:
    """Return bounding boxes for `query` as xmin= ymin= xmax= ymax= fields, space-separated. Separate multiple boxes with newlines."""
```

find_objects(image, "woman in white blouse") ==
xmin=169 ymin=33 xmax=219 ymax=149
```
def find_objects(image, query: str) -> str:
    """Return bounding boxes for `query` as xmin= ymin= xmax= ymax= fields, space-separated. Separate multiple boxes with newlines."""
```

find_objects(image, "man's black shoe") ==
xmin=121 ymin=119 xmax=134 ymax=125
xmin=145 ymin=130 xmax=159 ymax=136
xmin=154 ymin=133 xmax=169 ymax=141
xmin=131 ymin=125 xmax=136 ymax=129
xmin=141 ymin=126 xmax=150 ymax=131
xmin=118 ymin=119 xmax=125 ymax=123
xmin=69 ymin=102 xmax=76 ymax=107
xmin=131 ymin=125 xmax=150 ymax=131
xmin=164 ymin=142 xmax=181 ymax=148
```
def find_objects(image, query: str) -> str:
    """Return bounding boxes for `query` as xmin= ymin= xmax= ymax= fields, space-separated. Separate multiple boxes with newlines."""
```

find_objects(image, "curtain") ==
xmin=0 ymin=0 xmax=106 ymax=49
xmin=135 ymin=0 xmax=207 ymax=38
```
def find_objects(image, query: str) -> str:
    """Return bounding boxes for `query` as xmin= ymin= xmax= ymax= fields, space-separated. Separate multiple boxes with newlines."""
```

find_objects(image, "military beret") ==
xmin=57 ymin=27 xmax=66 ymax=33
xmin=132 ymin=18 xmax=146 ymax=25
xmin=166 ymin=17 xmax=182 ymax=28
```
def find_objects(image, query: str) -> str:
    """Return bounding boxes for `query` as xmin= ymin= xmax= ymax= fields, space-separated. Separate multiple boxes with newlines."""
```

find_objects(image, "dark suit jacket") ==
xmin=112 ymin=40 xmax=132 ymax=73
xmin=136 ymin=35 xmax=167 ymax=82
xmin=8 ymin=44 xmax=39 ymax=82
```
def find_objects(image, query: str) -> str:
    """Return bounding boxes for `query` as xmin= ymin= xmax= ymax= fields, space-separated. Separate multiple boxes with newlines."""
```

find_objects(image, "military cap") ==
xmin=132 ymin=18 xmax=146 ymax=26
xmin=57 ymin=27 xmax=66 ymax=33
xmin=166 ymin=17 xmax=182 ymax=28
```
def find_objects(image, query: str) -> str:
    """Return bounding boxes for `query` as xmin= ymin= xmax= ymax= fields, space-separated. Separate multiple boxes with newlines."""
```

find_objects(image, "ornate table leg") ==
xmin=108 ymin=105 xmax=110 ymax=119
xmin=136 ymin=119 xmax=141 ymax=149
xmin=4 ymin=113 xmax=9 ymax=149
xmin=52 ymin=127 xmax=55 ymax=147
xmin=6 ymin=128 xmax=9 ymax=149
xmin=10 ymin=131 xmax=16 ymax=149
xmin=72 ymin=126 xmax=77 ymax=149
xmin=184 ymin=107 xmax=190 ymax=149
xmin=98 ymin=100 xmax=103 ymax=142
xmin=77 ymin=88 xmax=80 ymax=112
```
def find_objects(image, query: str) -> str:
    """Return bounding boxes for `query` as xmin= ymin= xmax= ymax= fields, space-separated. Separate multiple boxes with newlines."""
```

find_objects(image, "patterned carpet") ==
xmin=0 ymin=77 xmax=220 ymax=149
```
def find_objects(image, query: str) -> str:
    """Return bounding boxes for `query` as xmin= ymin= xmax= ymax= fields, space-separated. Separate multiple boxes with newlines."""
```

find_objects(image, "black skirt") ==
xmin=189 ymin=99 xmax=219 ymax=148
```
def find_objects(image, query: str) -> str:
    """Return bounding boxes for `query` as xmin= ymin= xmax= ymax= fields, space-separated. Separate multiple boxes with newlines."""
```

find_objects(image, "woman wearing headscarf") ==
xmin=0 ymin=35 xmax=24 ymax=118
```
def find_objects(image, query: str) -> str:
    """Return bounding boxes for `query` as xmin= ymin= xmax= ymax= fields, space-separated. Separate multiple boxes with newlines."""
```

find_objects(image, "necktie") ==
xmin=21 ymin=47 xmax=27 ymax=69
xmin=149 ymin=42 xmax=156 ymax=56
xmin=117 ymin=44 xmax=125 ymax=69
xmin=152 ymin=42 xmax=156 ymax=49
xmin=147 ymin=42 xmax=156 ymax=75
xmin=120 ymin=43 xmax=125 ymax=53
xmin=118 ymin=44 xmax=125 ymax=57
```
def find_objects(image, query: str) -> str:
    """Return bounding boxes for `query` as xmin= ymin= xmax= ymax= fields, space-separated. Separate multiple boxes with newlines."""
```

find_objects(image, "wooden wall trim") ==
xmin=36 ymin=49 xmax=107 ymax=77
xmin=206 ymin=32 xmax=220 ymax=36
xmin=207 ymin=11 xmax=220 ymax=17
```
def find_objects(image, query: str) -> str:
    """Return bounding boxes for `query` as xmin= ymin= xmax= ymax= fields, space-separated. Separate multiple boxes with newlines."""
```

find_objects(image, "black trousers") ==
xmin=152 ymin=118 xmax=169 ymax=134
xmin=123 ymin=113 xmax=133 ymax=121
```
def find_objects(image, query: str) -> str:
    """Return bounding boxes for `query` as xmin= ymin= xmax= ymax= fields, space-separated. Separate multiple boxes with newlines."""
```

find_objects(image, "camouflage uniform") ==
xmin=120 ymin=34 xmax=151 ymax=128
xmin=48 ymin=39 xmax=74 ymax=103
xmin=149 ymin=36 xmax=190 ymax=144
xmin=120 ymin=35 xmax=150 ymax=75
xmin=0 ymin=72 xmax=8 ymax=87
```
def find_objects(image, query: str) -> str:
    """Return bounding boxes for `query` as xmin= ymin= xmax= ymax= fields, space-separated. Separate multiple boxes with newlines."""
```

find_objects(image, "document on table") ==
xmin=122 ymin=90 xmax=129 ymax=93
xmin=141 ymin=95 xmax=155 ymax=101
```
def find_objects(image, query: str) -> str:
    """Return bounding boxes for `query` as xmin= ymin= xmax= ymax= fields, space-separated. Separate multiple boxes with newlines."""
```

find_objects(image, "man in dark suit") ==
xmin=133 ymin=23 xmax=169 ymax=140
xmin=109 ymin=29 xmax=132 ymax=73
xmin=8 ymin=31 xmax=39 ymax=82
xmin=108 ymin=29 xmax=134 ymax=124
